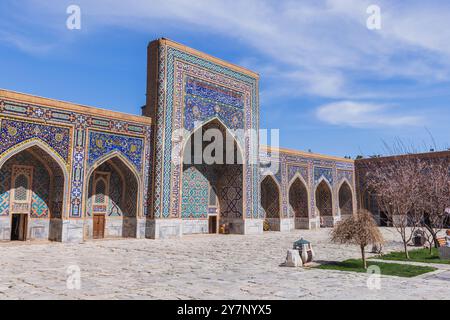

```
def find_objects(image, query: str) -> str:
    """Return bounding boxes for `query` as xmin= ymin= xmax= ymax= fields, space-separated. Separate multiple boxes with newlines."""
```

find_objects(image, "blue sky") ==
xmin=1 ymin=0 xmax=450 ymax=158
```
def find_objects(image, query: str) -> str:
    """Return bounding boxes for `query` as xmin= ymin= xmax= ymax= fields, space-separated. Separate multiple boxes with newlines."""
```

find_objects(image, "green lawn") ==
xmin=376 ymin=248 xmax=450 ymax=265
xmin=316 ymin=259 xmax=437 ymax=278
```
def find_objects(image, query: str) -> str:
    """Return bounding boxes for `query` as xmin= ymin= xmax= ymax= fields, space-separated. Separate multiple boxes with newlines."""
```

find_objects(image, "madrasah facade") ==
xmin=0 ymin=39 xmax=357 ymax=242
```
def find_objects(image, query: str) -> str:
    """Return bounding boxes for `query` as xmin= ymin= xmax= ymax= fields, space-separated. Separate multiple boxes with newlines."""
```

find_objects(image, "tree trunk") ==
xmin=433 ymin=233 xmax=439 ymax=249
xmin=361 ymin=245 xmax=367 ymax=269
xmin=403 ymin=241 xmax=410 ymax=259
xmin=425 ymin=223 xmax=439 ymax=249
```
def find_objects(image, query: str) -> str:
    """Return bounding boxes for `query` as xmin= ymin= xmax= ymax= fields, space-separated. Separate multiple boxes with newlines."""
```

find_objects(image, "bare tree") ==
xmin=418 ymin=158 xmax=450 ymax=252
xmin=359 ymin=139 xmax=450 ymax=258
xmin=364 ymin=147 xmax=425 ymax=259
xmin=331 ymin=209 xmax=384 ymax=269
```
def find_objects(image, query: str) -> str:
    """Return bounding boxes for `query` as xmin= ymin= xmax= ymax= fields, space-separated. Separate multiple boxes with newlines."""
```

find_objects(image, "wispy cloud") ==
xmin=1 ymin=0 xmax=449 ymax=124
xmin=6 ymin=0 xmax=449 ymax=100
xmin=0 ymin=30 xmax=55 ymax=55
xmin=2 ymin=0 xmax=449 ymax=156
xmin=316 ymin=101 xmax=424 ymax=128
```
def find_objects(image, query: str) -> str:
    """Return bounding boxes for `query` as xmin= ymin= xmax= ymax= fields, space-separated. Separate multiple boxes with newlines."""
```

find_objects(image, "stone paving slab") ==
xmin=0 ymin=228 xmax=449 ymax=300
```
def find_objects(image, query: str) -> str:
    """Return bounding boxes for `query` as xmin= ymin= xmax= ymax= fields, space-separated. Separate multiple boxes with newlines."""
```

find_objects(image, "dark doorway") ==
xmin=181 ymin=119 xmax=244 ymax=232
xmin=11 ymin=214 xmax=27 ymax=241
xmin=379 ymin=211 xmax=388 ymax=227
xmin=93 ymin=214 xmax=105 ymax=239
xmin=209 ymin=215 xmax=218 ymax=234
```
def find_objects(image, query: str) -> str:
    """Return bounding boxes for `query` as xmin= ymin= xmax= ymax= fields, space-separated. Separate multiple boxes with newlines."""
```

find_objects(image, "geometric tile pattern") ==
xmin=0 ymin=150 xmax=52 ymax=218
xmin=0 ymin=162 xmax=11 ymax=216
xmin=315 ymin=180 xmax=333 ymax=217
xmin=30 ymin=165 xmax=50 ymax=218
xmin=338 ymin=181 xmax=353 ymax=216
xmin=108 ymin=169 xmax=123 ymax=217
xmin=219 ymin=164 xmax=243 ymax=218
xmin=0 ymin=98 xmax=151 ymax=218
xmin=181 ymin=162 xmax=243 ymax=219
xmin=261 ymin=175 xmax=280 ymax=218
xmin=150 ymin=41 xmax=259 ymax=221
xmin=181 ymin=165 xmax=210 ymax=219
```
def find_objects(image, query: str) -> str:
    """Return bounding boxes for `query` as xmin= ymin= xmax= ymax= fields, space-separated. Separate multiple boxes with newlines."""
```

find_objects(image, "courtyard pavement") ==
xmin=0 ymin=228 xmax=449 ymax=300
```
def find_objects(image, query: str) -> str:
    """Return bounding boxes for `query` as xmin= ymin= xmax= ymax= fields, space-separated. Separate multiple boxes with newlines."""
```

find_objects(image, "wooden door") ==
xmin=209 ymin=215 xmax=217 ymax=234
xmin=92 ymin=173 xmax=109 ymax=239
xmin=11 ymin=214 xmax=27 ymax=241
xmin=93 ymin=214 xmax=105 ymax=239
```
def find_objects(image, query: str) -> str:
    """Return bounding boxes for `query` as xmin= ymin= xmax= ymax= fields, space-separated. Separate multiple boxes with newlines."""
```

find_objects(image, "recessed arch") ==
xmin=181 ymin=116 xmax=245 ymax=164
xmin=315 ymin=178 xmax=333 ymax=222
xmin=0 ymin=139 xmax=69 ymax=219
xmin=288 ymin=173 xmax=310 ymax=220
xmin=180 ymin=118 xmax=244 ymax=234
xmin=315 ymin=176 xmax=333 ymax=191
xmin=0 ymin=138 xmax=67 ymax=170
xmin=84 ymin=150 xmax=142 ymax=239
xmin=261 ymin=174 xmax=281 ymax=224
xmin=0 ymin=139 xmax=69 ymax=241
xmin=86 ymin=150 xmax=142 ymax=186
xmin=338 ymin=179 xmax=354 ymax=217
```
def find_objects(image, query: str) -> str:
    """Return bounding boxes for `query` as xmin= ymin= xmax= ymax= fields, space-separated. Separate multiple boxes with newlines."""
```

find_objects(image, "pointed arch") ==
xmin=288 ymin=172 xmax=309 ymax=195
xmin=288 ymin=173 xmax=310 ymax=219
xmin=0 ymin=138 xmax=70 ymax=219
xmin=181 ymin=116 xmax=245 ymax=166
xmin=315 ymin=175 xmax=333 ymax=191
xmin=338 ymin=179 xmax=354 ymax=217
xmin=315 ymin=178 xmax=333 ymax=218
xmin=84 ymin=149 xmax=142 ymax=240
xmin=337 ymin=177 xmax=354 ymax=193
xmin=261 ymin=174 xmax=281 ymax=219
xmin=86 ymin=150 xmax=142 ymax=185
xmin=180 ymin=117 xmax=244 ymax=232
xmin=0 ymin=139 xmax=68 ymax=178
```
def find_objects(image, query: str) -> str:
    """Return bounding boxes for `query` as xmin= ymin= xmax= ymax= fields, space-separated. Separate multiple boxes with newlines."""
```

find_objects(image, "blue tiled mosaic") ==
xmin=88 ymin=131 xmax=144 ymax=172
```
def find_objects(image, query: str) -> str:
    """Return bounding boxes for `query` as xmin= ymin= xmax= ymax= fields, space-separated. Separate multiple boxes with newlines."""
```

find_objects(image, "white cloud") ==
xmin=6 ymin=0 xmax=450 ymax=99
xmin=316 ymin=101 xmax=423 ymax=128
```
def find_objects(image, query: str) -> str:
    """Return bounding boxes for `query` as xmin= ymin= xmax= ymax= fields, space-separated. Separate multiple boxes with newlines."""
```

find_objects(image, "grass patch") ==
xmin=316 ymin=259 xmax=437 ymax=278
xmin=376 ymin=248 xmax=450 ymax=265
